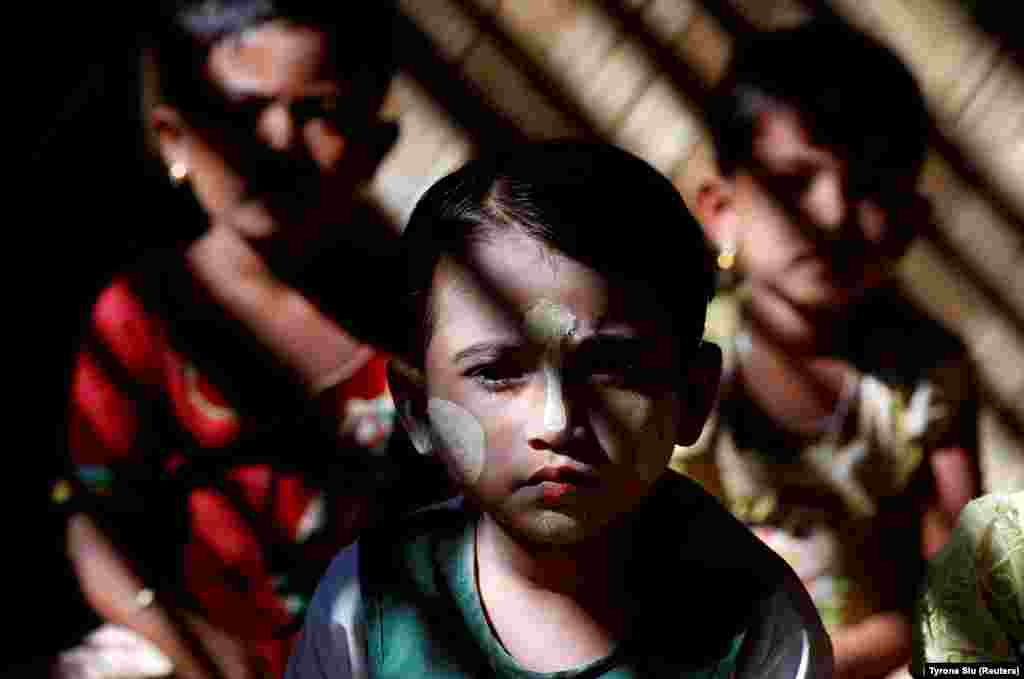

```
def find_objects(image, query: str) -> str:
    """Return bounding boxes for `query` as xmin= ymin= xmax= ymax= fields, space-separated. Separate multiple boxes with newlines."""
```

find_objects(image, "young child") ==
xmin=674 ymin=19 xmax=981 ymax=679
xmin=287 ymin=141 xmax=833 ymax=678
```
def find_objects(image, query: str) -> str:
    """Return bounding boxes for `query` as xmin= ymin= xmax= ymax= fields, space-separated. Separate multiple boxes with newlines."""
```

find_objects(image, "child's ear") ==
xmin=150 ymin=105 xmax=190 ymax=170
xmin=675 ymin=340 xmax=723 ymax=445
xmin=386 ymin=358 xmax=434 ymax=455
xmin=694 ymin=176 xmax=740 ymax=248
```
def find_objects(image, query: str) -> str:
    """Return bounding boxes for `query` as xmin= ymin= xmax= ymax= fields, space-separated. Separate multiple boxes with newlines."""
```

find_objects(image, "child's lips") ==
xmin=518 ymin=467 xmax=601 ymax=507
xmin=524 ymin=465 xmax=601 ymax=489
xmin=540 ymin=481 xmax=577 ymax=503
xmin=508 ymin=467 xmax=603 ymax=509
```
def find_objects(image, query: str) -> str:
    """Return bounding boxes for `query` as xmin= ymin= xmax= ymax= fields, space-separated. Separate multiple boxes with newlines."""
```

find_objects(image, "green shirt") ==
xmin=288 ymin=473 xmax=833 ymax=678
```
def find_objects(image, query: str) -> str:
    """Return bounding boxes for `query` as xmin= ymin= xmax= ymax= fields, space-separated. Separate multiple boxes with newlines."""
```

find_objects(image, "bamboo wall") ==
xmin=367 ymin=0 xmax=1024 ymax=492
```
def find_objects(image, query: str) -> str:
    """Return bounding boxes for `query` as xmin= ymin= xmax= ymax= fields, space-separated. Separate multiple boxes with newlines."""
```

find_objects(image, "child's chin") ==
xmin=512 ymin=508 xmax=608 ymax=546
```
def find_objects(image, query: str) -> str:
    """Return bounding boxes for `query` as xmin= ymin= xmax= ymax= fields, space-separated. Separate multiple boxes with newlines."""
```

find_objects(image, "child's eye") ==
xmin=588 ymin=356 xmax=632 ymax=378
xmin=293 ymin=95 xmax=340 ymax=124
xmin=466 ymin=361 xmax=530 ymax=391
xmin=771 ymin=168 xmax=814 ymax=203
xmin=584 ymin=355 xmax=649 ymax=386
xmin=582 ymin=351 xmax=682 ymax=393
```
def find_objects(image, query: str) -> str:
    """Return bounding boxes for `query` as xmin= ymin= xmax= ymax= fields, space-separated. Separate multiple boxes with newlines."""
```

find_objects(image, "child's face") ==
xmin=723 ymin=106 xmax=922 ymax=310
xmin=419 ymin=231 xmax=694 ymax=545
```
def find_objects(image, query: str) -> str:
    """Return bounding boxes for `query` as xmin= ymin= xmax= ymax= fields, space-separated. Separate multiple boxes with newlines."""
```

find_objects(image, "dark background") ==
xmin=20 ymin=9 xmax=152 ymax=669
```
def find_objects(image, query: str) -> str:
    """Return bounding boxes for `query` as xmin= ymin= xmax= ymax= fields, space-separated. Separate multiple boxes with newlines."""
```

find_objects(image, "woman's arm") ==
xmin=833 ymin=439 xmax=978 ymax=679
xmin=923 ymin=445 xmax=979 ymax=558
xmin=66 ymin=513 xmax=253 ymax=679
xmin=831 ymin=612 xmax=913 ymax=679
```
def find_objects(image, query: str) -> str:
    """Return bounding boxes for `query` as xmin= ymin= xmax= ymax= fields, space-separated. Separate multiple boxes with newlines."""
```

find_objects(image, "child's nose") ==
xmin=527 ymin=362 xmax=576 ymax=450
xmin=305 ymin=119 xmax=347 ymax=172
xmin=803 ymin=169 xmax=848 ymax=233
xmin=259 ymin=101 xmax=300 ymax=152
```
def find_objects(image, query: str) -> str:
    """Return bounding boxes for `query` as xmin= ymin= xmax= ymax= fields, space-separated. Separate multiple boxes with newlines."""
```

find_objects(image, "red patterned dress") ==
xmin=65 ymin=262 xmax=408 ymax=678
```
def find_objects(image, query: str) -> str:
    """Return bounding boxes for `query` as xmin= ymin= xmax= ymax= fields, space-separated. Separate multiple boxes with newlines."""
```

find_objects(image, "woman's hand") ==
xmin=66 ymin=513 xmax=262 ymax=679
xmin=831 ymin=612 xmax=913 ymax=679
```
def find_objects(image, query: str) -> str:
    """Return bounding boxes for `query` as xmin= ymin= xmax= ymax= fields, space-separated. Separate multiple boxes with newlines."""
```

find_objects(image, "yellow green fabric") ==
xmin=913 ymin=492 xmax=1024 ymax=674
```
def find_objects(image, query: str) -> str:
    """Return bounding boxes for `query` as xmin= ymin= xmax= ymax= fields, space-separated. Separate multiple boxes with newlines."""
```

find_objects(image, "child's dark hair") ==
xmin=399 ymin=140 xmax=716 ymax=367
xmin=145 ymin=0 xmax=397 ymax=119
xmin=707 ymin=19 xmax=930 ymax=197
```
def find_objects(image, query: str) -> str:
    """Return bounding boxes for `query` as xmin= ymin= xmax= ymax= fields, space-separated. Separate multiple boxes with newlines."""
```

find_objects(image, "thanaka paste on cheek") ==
xmin=426 ymin=398 xmax=487 ymax=485
xmin=524 ymin=300 xmax=577 ymax=432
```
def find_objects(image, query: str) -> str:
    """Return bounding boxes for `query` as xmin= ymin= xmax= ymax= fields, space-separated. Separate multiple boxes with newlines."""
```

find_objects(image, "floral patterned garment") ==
xmin=671 ymin=286 xmax=975 ymax=632
xmin=62 ymin=271 xmax=399 ymax=679
xmin=913 ymin=492 xmax=1024 ymax=672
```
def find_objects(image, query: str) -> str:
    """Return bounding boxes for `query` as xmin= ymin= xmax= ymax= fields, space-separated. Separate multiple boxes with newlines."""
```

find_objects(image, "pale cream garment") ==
xmin=55 ymin=624 xmax=174 ymax=679
xmin=671 ymin=289 xmax=971 ymax=630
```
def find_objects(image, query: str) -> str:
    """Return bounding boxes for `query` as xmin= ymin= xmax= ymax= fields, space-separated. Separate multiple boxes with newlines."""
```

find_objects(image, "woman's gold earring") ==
xmin=169 ymin=161 xmax=189 ymax=185
xmin=717 ymin=241 xmax=737 ymax=270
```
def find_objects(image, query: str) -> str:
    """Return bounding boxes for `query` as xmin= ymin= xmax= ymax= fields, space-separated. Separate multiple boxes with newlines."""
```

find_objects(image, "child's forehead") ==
xmin=751 ymin=107 xmax=838 ymax=170
xmin=430 ymin=239 xmax=602 ymax=329
xmin=750 ymin=103 xmax=915 ymax=189
xmin=208 ymin=21 xmax=339 ymax=98
xmin=428 ymin=234 xmax=682 ymax=343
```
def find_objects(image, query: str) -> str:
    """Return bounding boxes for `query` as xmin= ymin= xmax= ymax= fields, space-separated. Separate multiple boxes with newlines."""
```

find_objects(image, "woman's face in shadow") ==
xmin=162 ymin=20 xmax=392 ymax=247
xmin=727 ymin=107 xmax=920 ymax=311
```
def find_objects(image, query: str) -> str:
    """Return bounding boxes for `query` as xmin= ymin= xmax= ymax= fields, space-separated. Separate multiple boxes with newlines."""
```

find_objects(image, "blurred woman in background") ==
xmin=675 ymin=20 xmax=981 ymax=679
xmin=55 ymin=2 xmax=448 ymax=677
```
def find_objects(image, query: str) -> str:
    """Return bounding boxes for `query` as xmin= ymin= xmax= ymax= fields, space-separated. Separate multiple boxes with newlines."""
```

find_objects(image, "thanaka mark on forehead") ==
xmin=524 ymin=299 xmax=576 ymax=348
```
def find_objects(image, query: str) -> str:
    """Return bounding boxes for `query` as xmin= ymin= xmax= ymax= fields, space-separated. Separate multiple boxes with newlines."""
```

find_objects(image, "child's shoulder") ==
xmin=370 ymin=495 xmax=467 ymax=544
xmin=643 ymin=471 xmax=787 ymax=580
xmin=630 ymin=472 xmax=834 ymax=675
xmin=308 ymin=498 xmax=469 ymax=624
xmin=635 ymin=472 xmax=791 ymax=608
xmin=359 ymin=496 xmax=469 ymax=589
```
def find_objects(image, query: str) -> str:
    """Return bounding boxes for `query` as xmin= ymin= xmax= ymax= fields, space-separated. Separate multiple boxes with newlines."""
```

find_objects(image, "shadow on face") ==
xmin=391 ymin=231 xmax=719 ymax=546
xmin=153 ymin=19 xmax=397 ymax=247
xmin=696 ymin=106 xmax=925 ymax=311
